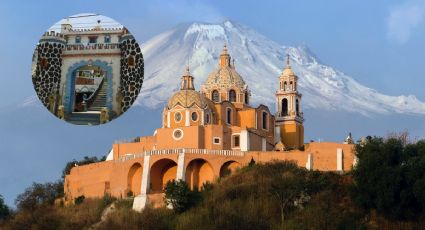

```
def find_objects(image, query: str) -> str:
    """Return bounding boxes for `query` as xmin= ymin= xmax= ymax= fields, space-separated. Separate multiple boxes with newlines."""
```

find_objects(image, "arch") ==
xmin=284 ymin=81 xmax=287 ymax=91
xmin=262 ymin=111 xmax=268 ymax=130
xmin=127 ymin=163 xmax=142 ymax=196
xmin=296 ymin=99 xmax=300 ymax=116
xmin=220 ymin=160 xmax=242 ymax=177
xmin=281 ymin=98 xmax=288 ymax=116
xmin=229 ymin=89 xmax=236 ymax=102
xmin=150 ymin=159 xmax=177 ymax=193
xmin=290 ymin=81 xmax=293 ymax=91
xmin=212 ymin=90 xmax=220 ymax=102
xmin=245 ymin=92 xmax=249 ymax=104
xmin=185 ymin=159 xmax=214 ymax=190
xmin=64 ymin=60 xmax=113 ymax=114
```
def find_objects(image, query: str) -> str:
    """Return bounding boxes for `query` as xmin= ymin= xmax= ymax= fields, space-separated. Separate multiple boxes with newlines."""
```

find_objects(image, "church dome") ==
xmin=203 ymin=66 xmax=246 ymax=90
xmin=167 ymin=89 xmax=209 ymax=109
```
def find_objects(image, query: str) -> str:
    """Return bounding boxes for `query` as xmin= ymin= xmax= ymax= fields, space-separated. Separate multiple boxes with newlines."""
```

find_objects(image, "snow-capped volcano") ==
xmin=138 ymin=20 xmax=425 ymax=116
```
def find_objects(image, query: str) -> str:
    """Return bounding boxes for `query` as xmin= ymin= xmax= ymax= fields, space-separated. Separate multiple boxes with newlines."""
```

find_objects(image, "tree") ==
xmin=352 ymin=136 xmax=425 ymax=220
xmin=0 ymin=195 xmax=10 ymax=220
xmin=164 ymin=180 xmax=196 ymax=213
xmin=258 ymin=161 xmax=308 ymax=225
xmin=15 ymin=181 xmax=64 ymax=212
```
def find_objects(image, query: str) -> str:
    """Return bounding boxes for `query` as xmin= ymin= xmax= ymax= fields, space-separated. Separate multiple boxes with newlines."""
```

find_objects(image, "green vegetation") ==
xmin=352 ymin=135 xmax=425 ymax=220
xmin=1 ymin=134 xmax=425 ymax=229
xmin=0 ymin=195 xmax=10 ymax=221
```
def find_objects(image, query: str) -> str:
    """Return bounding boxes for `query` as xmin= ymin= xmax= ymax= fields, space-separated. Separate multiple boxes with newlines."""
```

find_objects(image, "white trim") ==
xmin=176 ymin=151 xmax=185 ymax=181
xmin=274 ymin=126 xmax=281 ymax=144
xmin=185 ymin=110 xmax=190 ymax=126
xmin=172 ymin=128 xmax=184 ymax=141
xmin=306 ymin=153 xmax=313 ymax=170
xmin=337 ymin=148 xmax=343 ymax=171
xmin=201 ymin=110 xmax=204 ymax=125
xmin=167 ymin=111 xmax=170 ymax=128
xmin=213 ymin=137 xmax=221 ymax=145
xmin=261 ymin=138 xmax=266 ymax=151
xmin=240 ymin=130 xmax=250 ymax=151
xmin=133 ymin=154 xmax=151 ymax=212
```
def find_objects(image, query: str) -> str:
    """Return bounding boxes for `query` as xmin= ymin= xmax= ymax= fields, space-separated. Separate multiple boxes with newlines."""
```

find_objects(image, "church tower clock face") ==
xmin=31 ymin=13 xmax=144 ymax=125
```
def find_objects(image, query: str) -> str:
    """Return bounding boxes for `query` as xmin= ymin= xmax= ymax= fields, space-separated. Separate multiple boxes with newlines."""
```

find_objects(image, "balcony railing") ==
xmin=116 ymin=148 xmax=246 ymax=162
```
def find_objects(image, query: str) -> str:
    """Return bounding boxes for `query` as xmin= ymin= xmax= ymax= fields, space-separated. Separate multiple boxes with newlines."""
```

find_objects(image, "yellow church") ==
xmin=64 ymin=45 xmax=356 ymax=210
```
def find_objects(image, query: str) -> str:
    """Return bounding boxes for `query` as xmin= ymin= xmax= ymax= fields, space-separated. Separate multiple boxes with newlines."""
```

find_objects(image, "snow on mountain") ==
xmin=137 ymin=20 xmax=425 ymax=116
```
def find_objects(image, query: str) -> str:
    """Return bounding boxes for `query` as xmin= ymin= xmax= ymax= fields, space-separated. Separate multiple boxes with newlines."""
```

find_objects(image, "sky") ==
xmin=0 ymin=0 xmax=425 ymax=206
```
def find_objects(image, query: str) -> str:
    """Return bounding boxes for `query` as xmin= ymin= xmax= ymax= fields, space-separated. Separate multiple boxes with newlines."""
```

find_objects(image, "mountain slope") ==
xmin=137 ymin=21 xmax=425 ymax=116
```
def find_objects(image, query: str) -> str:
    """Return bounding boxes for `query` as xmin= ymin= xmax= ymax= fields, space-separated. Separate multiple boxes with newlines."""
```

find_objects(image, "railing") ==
xmin=65 ymin=43 xmax=120 ymax=51
xmin=85 ymin=77 xmax=105 ymax=110
xmin=116 ymin=148 xmax=246 ymax=163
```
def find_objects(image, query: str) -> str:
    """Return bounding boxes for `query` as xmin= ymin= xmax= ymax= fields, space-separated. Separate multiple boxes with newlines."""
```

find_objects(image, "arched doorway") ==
xmin=73 ymin=65 xmax=107 ymax=112
xmin=220 ymin=161 xmax=241 ymax=177
xmin=127 ymin=163 xmax=142 ymax=196
xmin=64 ymin=60 xmax=113 ymax=114
xmin=185 ymin=159 xmax=214 ymax=190
xmin=150 ymin=159 xmax=177 ymax=193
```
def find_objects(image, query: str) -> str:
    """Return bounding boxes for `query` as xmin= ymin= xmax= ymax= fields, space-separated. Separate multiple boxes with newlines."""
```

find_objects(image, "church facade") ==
xmin=64 ymin=45 xmax=356 ymax=210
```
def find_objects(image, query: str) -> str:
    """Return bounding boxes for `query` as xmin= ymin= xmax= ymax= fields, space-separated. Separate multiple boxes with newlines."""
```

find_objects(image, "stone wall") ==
xmin=120 ymin=36 xmax=144 ymax=113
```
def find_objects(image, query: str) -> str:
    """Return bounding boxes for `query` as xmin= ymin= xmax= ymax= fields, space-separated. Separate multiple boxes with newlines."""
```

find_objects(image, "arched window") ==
xmin=284 ymin=82 xmax=287 ymax=91
xmin=262 ymin=111 xmax=268 ymax=130
xmin=229 ymin=90 xmax=236 ymax=102
xmin=296 ymin=99 xmax=300 ymax=116
xmin=282 ymin=98 xmax=288 ymax=116
xmin=226 ymin=108 xmax=232 ymax=124
xmin=104 ymin=35 xmax=111 ymax=43
xmin=212 ymin=90 xmax=219 ymax=102
xmin=245 ymin=93 xmax=249 ymax=104
xmin=206 ymin=114 xmax=210 ymax=124
xmin=290 ymin=81 xmax=293 ymax=91
xmin=75 ymin=36 xmax=81 ymax=44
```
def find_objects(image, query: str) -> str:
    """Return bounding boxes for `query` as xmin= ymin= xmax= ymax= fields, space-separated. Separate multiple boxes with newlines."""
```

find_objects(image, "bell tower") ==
xmin=275 ymin=55 xmax=304 ymax=150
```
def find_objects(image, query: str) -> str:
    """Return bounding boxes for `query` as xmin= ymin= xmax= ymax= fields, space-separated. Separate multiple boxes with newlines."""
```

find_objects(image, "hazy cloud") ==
xmin=387 ymin=2 xmax=424 ymax=44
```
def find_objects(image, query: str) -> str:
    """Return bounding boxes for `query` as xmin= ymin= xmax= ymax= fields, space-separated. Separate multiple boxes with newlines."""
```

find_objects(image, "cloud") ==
xmin=387 ymin=2 xmax=424 ymax=44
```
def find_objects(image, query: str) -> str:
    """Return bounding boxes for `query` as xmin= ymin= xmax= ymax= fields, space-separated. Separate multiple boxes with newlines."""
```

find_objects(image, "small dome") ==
xmin=282 ymin=66 xmax=295 ymax=76
xmin=203 ymin=66 xmax=246 ymax=90
xmin=167 ymin=90 xmax=210 ymax=109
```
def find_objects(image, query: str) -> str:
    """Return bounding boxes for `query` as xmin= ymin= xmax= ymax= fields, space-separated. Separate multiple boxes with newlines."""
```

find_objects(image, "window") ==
xmin=226 ymin=108 xmax=232 ymax=124
xmin=174 ymin=112 xmax=182 ymax=122
xmin=206 ymin=114 xmax=210 ymax=124
xmin=104 ymin=35 xmax=111 ymax=43
xmin=128 ymin=56 xmax=135 ymax=67
xmin=212 ymin=90 xmax=219 ymax=102
xmin=229 ymin=90 xmax=236 ymax=102
xmin=233 ymin=135 xmax=240 ymax=148
xmin=75 ymin=36 xmax=81 ymax=44
xmin=213 ymin=137 xmax=221 ymax=144
xmin=282 ymin=98 xmax=288 ymax=116
xmin=89 ymin=36 xmax=98 ymax=44
xmin=245 ymin=93 xmax=249 ymax=104
xmin=173 ymin=129 xmax=183 ymax=140
xmin=296 ymin=99 xmax=300 ymax=116
xmin=191 ymin=111 xmax=198 ymax=121
xmin=262 ymin=111 xmax=268 ymax=130
xmin=290 ymin=81 xmax=293 ymax=91
xmin=284 ymin=81 xmax=287 ymax=91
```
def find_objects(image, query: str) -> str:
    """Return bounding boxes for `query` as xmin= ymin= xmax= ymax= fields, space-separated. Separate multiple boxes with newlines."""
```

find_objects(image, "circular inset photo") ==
xmin=31 ymin=13 xmax=144 ymax=125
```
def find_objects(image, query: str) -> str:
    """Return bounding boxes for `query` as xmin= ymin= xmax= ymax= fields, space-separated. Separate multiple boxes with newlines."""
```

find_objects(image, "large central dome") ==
xmin=201 ymin=45 xmax=249 ymax=106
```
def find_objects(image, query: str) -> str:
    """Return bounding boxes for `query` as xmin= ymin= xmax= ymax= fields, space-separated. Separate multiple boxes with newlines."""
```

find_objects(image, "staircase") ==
xmin=66 ymin=79 xmax=107 ymax=125
xmin=67 ymin=112 xmax=100 ymax=125
xmin=88 ymin=80 xmax=107 ymax=111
